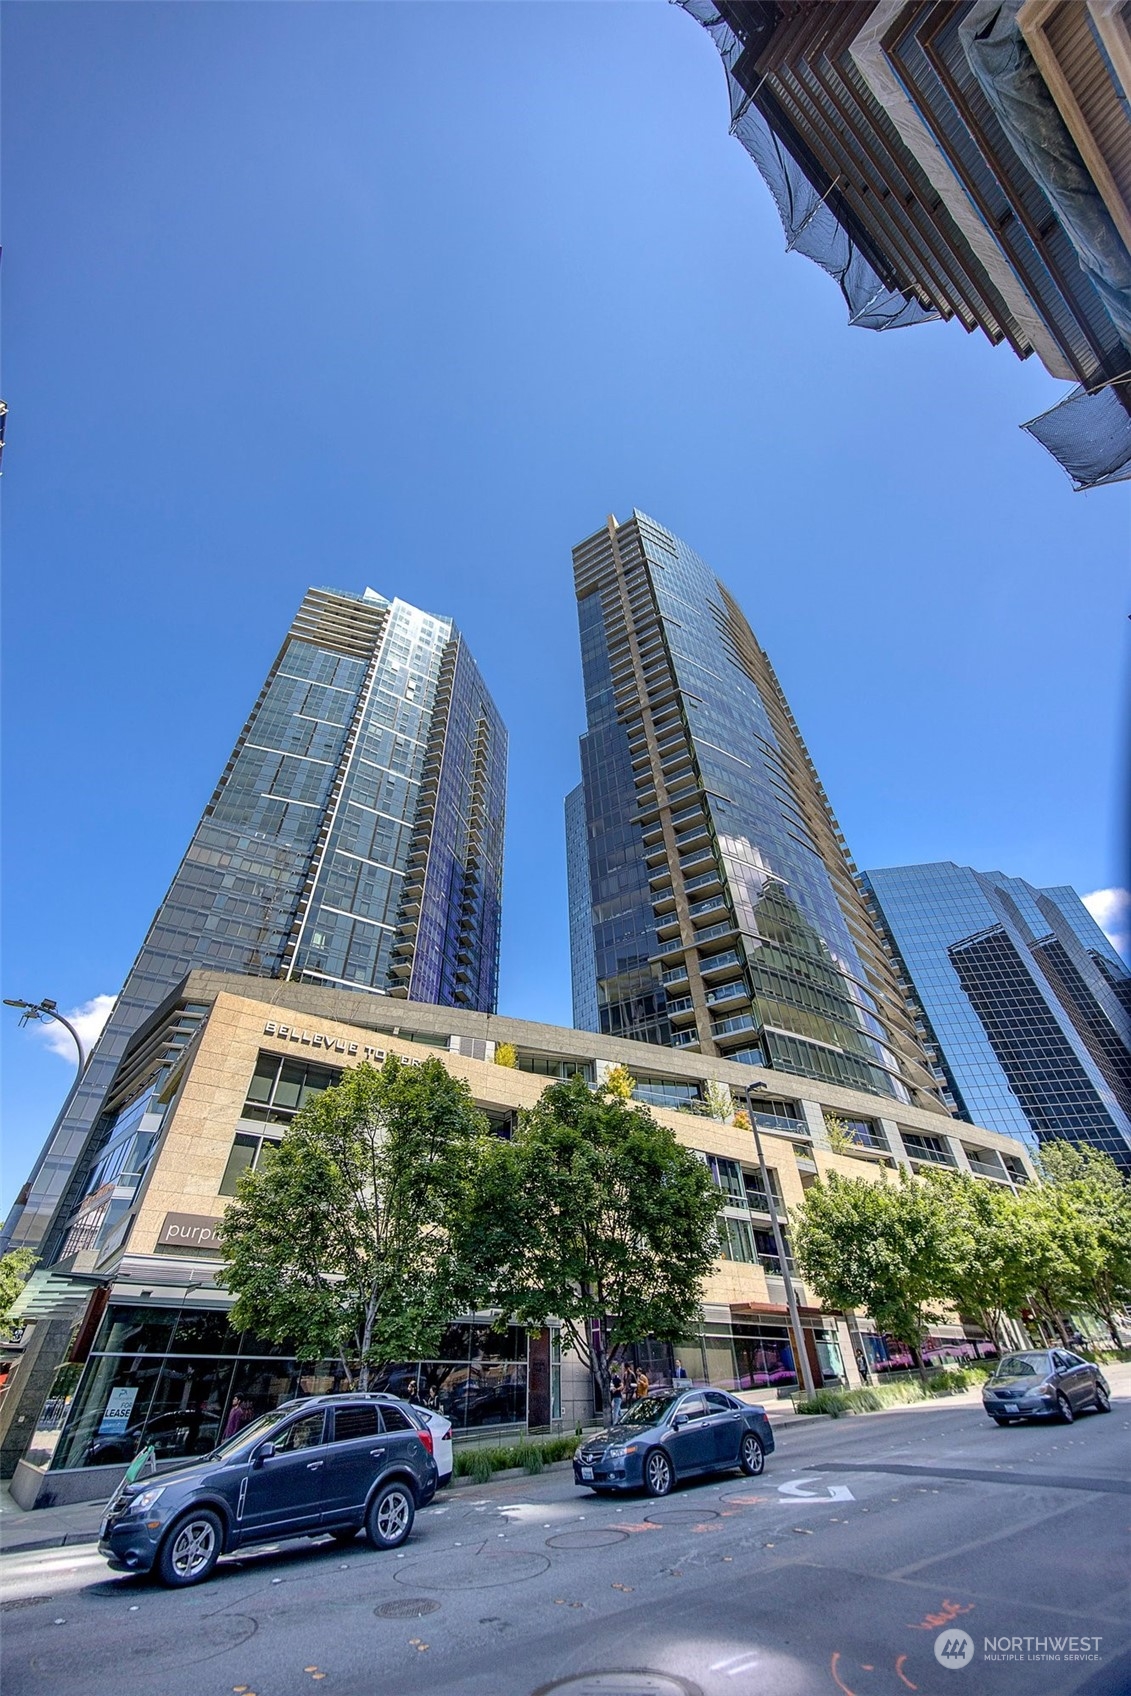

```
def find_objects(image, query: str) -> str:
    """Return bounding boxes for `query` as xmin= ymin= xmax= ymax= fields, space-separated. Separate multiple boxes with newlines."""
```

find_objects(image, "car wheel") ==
xmin=1094 ymin=1383 xmax=1111 ymax=1414
xmin=739 ymin=1432 xmax=765 ymax=1476
xmin=1056 ymin=1393 xmax=1074 ymax=1424
xmin=365 ymin=1482 xmax=415 ymax=1551
xmin=156 ymin=1510 xmax=223 ymax=1588
xmin=643 ymin=1449 xmax=673 ymax=1497
xmin=329 ymin=1527 xmax=359 ymax=1544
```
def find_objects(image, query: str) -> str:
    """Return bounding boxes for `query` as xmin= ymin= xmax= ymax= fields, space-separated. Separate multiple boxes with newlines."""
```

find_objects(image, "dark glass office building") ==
xmin=565 ymin=511 xmax=941 ymax=1111
xmin=861 ymin=863 xmax=1131 ymax=1168
xmin=3 ymin=588 xmax=506 ymax=1260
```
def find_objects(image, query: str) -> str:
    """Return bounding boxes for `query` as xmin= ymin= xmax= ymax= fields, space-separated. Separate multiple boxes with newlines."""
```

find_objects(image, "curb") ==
xmin=450 ymin=1457 xmax=576 ymax=1487
xmin=2 ymin=1529 xmax=101 ymax=1556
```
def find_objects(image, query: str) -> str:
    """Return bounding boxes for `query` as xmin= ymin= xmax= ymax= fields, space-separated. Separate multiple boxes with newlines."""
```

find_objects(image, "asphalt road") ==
xmin=3 ymin=1391 xmax=1129 ymax=1696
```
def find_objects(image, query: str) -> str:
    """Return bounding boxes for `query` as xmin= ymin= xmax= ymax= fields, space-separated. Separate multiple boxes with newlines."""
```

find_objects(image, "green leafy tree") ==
xmin=792 ymin=1169 xmax=951 ymax=1378
xmin=923 ymin=1170 xmax=1031 ymax=1350
xmin=702 ymin=1081 xmax=735 ymax=1123
xmin=1033 ymin=1142 xmax=1131 ymax=1347
xmin=457 ymin=1073 xmax=719 ymax=1402
xmin=219 ymin=1057 xmax=490 ymax=1388
xmin=0 ymin=1249 xmax=37 ymax=1334
xmin=822 ymin=1115 xmax=856 ymax=1156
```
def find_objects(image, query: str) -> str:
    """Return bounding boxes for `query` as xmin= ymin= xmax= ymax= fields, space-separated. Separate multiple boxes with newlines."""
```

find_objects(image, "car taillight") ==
xmin=416 ymin=1428 xmax=434 ymax=1457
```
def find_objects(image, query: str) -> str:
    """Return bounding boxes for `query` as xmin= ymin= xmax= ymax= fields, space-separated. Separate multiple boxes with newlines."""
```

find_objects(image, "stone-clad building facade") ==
xmin=6 ymin=972 xmax=1035 ymax=1508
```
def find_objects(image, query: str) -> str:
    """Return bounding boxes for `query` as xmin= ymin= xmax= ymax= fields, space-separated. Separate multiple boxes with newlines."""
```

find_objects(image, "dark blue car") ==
xmin=98 ymin=1394 xmax=437 ymax=1587
xmin=574 ymin=1388 xmax=774 ymax=1497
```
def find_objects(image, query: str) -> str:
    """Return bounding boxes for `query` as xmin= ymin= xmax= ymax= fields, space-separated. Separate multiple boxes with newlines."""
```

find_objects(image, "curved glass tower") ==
xmin=4 ymin=586 xmax=506 ymax=1260
xmin=566 ymin=512 xmax=941 ymax=1110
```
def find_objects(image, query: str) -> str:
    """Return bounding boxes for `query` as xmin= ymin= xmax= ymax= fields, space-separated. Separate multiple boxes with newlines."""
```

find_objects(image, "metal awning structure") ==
xmin=6 ymin=1269 xmax=102 ymax=1324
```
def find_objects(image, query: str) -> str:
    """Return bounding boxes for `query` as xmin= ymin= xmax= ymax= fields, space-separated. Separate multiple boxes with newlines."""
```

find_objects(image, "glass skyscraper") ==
xmin=4 ymin=587 xmax=506 ymax=1259
xmin=861 ymin=863 xmax=1131 ymax=1167
xmin=565 ymin=511 xmax=942 ymax=1112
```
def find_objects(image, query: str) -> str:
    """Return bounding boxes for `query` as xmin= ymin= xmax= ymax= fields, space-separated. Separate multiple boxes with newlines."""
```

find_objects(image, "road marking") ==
xmin=710 ymin=1650 xmax=762 ymax=1674
xmin=777 ymin=1477 xmax=854 ymax=1503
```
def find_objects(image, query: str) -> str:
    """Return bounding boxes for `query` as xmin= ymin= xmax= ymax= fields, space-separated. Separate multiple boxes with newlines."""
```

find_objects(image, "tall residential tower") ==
xmin=862 ymin=863 xmax=1131 ymax=1169
xmin=4 ymin=587 xmax=506 ymax=1260
xmin=566 ymin=511 xmax=942 ymax=1112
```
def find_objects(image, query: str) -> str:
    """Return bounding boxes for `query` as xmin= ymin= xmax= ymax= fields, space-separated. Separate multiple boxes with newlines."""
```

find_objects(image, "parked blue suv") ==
xmin=99 ymin=1394 xmax=437 ymax=1587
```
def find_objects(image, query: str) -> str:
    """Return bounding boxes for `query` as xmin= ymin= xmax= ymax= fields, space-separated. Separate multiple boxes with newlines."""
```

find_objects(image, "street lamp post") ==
xmin=743 ymin=1082 xmax=817 ymax=1398
xmin=3 ymin=998 xmax=89 ymax=1071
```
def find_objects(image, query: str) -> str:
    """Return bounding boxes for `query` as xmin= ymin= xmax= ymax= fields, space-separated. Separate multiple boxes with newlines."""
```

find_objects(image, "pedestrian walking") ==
xmin=673 ymin=1358 xmax=688 ymax=1383
xmin=609 ymin=1366 xmax=624 ymax=1426
xmin=636 ymin=1367 xmax=650 ymax=1400
xmin=855 ymin=1349 xmax=871 ymax=1385
xmin=623 ymin=1366 xmax=637 ymax=1408
xmin=222 ymin=1396 xmax=253 ymax=1440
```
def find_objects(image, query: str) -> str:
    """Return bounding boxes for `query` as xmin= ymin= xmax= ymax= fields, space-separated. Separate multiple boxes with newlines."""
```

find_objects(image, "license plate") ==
xmin=1003 ymin=1403 xmax=1018 ymax=1413
xmin=581 ymin=1466 xmax=594 ymax=1480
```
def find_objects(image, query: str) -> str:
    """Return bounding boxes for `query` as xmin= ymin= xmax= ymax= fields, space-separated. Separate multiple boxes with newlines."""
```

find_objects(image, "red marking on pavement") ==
xmin=895 ymin=1653 xmax=919 ymax=1690
xmin=908 ymin=1599 xmax=973 ymax=1632
xmin=619 ymin=1523 xmax=661 ymax=1533
xmin=830 ymin=1650 xmax=858 ymax=1696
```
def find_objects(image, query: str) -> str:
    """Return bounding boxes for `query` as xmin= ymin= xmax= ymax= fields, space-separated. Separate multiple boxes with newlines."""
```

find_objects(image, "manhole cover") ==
xmin=719 ymin=1493 xmax=766 ymax=1508
xmin=644 ymin=1508 xmax=719 ymax=1525
xmin=395 ymin=1547 xmax=550 ymax=1591
xmin=532 ymin=1674 xmax=703 ymax=1696
xmin=376 ymin=1597 xmax=442 ymax=1619
xmin=1 ymin=1595 xmax=52 ymax=1613
xmin=547 ymin=1529 xmax=628 ymax=1550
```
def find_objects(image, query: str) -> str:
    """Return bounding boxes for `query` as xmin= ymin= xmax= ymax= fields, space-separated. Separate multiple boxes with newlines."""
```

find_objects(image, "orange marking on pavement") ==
xmin=830 ymin=1650 xmax=858 ymax=1696
xmin=895 ymin=1653 xmax=919 ymax=1690
xmin=619 ymin=1523 xmax=661 ymax=1533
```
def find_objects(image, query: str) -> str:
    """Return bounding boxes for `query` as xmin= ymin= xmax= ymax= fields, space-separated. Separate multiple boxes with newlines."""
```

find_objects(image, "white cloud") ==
xmin=1082 ymin=888 xmax=1130 ymax=963
xmin=30 ymin=994 xmax=116 ymax=1064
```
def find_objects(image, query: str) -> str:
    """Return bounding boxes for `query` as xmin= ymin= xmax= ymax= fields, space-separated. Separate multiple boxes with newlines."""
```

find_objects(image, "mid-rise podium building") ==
xmin=2 ymin=587 xmax=506 ymax=1265
xmin=566 ymin=511 xmax=944 ymax=1115
xmin=4 ymin=971 xmax=1035 ymax=1505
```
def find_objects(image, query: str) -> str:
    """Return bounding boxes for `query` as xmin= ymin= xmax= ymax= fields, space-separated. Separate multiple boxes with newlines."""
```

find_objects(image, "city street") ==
xmin=3 ymin=1383 xmax=1129 ymax=1696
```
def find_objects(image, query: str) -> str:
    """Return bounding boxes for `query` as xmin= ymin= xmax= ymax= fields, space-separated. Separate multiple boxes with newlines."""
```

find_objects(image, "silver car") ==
xmin=982 ymin=1349 xmax=1111 ymax=1425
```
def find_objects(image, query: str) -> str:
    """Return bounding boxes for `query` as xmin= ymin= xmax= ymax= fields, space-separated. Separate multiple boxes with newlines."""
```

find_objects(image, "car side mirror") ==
xmin=672 ymin=1413 xmax=688 ymax=1429
xmin=253 ymin=1441 xmax=276 ymax=1465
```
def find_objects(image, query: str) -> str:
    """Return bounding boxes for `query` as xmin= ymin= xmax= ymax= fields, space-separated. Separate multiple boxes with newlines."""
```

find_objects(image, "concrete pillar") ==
xmin=798 ymin=1098 xmax=830 ymax=1149
xmin=836 ymin=1317 xmax=861 ymax=1387
xmin=879 ymin=1119 xmax=912 ymax=1169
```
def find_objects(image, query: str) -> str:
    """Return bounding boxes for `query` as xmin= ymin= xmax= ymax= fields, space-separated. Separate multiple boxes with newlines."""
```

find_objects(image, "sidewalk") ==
xmin=0 ymin=1483 xmax=107 ymax=1555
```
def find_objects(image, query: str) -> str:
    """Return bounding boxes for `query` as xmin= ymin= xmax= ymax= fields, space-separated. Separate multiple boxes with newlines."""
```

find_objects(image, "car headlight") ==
xmin=606 ymin=1445 xmax=626 ymax=1459
xmin=128 ymin=1485 xmax=167 ymax=1513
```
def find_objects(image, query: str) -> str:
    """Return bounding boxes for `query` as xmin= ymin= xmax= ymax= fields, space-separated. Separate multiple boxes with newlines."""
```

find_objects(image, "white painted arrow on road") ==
xmin=777 ymin=1476 xmax=855 ymax=1502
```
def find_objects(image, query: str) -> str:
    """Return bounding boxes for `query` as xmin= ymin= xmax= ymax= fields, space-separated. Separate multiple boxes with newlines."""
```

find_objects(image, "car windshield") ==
xmin=618 ymin=1395 xmax=677 ymax=1427
xmin=207 ymin=1404 xmax=298 ymax=1460
xmin=993 ymin=1353 xmax=1050 ymax=1379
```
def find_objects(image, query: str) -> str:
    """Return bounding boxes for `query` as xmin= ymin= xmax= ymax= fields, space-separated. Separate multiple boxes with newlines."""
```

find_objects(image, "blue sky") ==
xmin=2 ymin=1 xmax=1127 ymax=1218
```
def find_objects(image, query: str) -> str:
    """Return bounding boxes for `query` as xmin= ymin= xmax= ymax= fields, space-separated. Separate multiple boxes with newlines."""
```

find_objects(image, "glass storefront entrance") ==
xmin=36 ymin=1304 xmax=532 ymax=1475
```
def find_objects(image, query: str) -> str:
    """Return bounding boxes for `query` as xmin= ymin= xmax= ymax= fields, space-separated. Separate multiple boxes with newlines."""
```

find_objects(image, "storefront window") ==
xmin=48 ymin=1305 xmax=534 ymax=1471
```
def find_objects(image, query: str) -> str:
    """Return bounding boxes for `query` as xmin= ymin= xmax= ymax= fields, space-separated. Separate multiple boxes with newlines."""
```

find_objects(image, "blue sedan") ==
xmin=574 ymin=1389 xmax=775 ymax=1497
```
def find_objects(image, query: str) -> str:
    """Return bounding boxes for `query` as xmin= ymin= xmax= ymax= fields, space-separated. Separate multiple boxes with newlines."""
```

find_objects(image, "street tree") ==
xmin=1033 ymin=1142 xmax=1131 ymax=1347
xmin=219 ymin=1056 xmax=491 ymax=1388
xmin=792 ymin=1169 xmax=951 ymax=1378
xmin=458 ymin=1073 xmax=719 ymax=1403
xmin=922 ymin=1170 xmax=1031 ymax=1350
xmin=0 ymin=1248 xmax=36 ymax=1334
